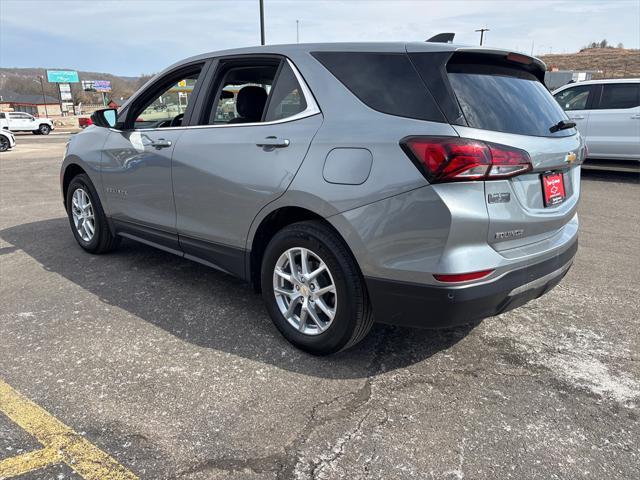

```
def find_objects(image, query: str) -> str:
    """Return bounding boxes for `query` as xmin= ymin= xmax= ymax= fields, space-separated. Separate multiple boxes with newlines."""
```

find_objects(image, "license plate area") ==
xmin=541 ymin=171 xmax=566 ymax=207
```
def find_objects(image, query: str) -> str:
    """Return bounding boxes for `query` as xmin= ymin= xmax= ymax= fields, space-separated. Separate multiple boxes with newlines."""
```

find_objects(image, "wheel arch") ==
xmin=61 ymin=162 xmax=88 ymax=210
xmin=247 ymin=204 xmax=361 ymax=292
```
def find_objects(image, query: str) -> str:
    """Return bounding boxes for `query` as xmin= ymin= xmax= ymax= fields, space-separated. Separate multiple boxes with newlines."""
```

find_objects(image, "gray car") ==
xmin=61 ymin=42 xmax=583 ymax=355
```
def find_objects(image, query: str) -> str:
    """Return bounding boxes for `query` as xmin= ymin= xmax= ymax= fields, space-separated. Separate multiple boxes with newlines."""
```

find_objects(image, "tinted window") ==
xmin=597 ymin=83 xmax=639 ymax=109
xmin=206 ymin=63 xmax=278 ymax=125
xmin=448 ymin=68 xmax=573 ymax=137
xmin=311 ymin=52 xmax=444 ymax=122
xmin=554 ymin=85 xmax=592 ymax=111
xmin=264 ymin=62 xmax=307 ymax=121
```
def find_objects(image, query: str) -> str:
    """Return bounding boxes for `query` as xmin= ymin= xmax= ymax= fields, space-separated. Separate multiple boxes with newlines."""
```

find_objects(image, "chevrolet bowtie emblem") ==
xmin=565 ymin=151 xmax=577 ymax=164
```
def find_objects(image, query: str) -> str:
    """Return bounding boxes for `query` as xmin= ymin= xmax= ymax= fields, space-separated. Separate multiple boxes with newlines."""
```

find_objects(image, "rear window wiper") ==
xmin=549 ymin=120 xmax=576 ymax=133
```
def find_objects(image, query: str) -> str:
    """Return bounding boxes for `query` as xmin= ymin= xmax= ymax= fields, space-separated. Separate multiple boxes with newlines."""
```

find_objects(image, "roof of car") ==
xmin=555 ymin=78 xmax=640 ymax=88
xmin=176 ymin=41 xmax=542 ymax=68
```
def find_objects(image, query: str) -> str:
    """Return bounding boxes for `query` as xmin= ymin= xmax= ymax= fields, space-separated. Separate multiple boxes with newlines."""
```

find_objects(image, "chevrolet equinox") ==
xmin=61 ymin=42 xmax=583 ymax=355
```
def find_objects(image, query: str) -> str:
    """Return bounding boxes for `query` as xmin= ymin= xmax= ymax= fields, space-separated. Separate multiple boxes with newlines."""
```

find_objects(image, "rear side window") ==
xmin=264 ymin=62 xmax=307 ymax=121
xmin=597 ymin=83 xmax=639 ymax=109
xmin=447 ymin=64 xmax=573 ymax=137
xmin=554 ymin=85 xmax=592 ymax=111
xmin=311 ymin=52 xmax=444 ymax=122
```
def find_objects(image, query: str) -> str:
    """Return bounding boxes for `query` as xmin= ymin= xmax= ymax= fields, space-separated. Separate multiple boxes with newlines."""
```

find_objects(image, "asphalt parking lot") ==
xmin=0 ymin=133 xmax=638 ymax=480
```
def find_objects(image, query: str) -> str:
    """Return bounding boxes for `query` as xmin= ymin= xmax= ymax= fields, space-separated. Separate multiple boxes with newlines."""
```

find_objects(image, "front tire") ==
xmin=0 ymin=136 xmax=9 ymax=152
xmin=261 ymin=221 xmax=374 ymax=355
xmin=66 ymin=174 xmax=120 ymax=254
xmin=38 ymin=124 xmax=51 ymax=135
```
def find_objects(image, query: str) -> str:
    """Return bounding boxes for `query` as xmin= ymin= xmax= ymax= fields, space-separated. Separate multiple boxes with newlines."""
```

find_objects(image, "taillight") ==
xmin=433 ymin=269 xmax=494 ymax=283
xmin=401 ymin=137 xmax=532 ymax=183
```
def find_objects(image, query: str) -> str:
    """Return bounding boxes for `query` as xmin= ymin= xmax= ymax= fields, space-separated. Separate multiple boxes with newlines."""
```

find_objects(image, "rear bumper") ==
xmin=365 ymin=237 xmax=578 ymax=328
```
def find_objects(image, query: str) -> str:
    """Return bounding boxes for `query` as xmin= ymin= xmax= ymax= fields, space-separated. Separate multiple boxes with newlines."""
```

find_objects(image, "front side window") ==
xmin=597 ymin=83 xmax=640 ymax=109
xmin=554 ymin=85 xmax=591 ymax=111
xmin=129 ymin=64 xmax=203 ymax=129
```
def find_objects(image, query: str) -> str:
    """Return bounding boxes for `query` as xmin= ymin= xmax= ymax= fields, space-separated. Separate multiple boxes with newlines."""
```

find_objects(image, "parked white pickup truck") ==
xmin=0 ymin=112 xmax=55 ymax=135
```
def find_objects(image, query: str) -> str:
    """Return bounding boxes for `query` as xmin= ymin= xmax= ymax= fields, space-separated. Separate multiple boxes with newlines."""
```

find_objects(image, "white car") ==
xmin=0 ymin=111 xmax=55 ymax=135
xmin=0 ymin=129 xmax=16 ymax=152
xmin=553 ymin=79 xmax=639 ymax=163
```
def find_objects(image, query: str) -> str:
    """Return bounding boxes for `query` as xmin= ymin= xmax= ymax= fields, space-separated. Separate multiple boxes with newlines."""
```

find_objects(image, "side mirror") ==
xmin=90 ymin=108 xmax=118 ymax=128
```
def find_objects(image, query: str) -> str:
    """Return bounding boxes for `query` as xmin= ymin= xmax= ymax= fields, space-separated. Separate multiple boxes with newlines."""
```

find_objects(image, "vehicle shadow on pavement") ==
xmin=1 ymin=218 xmax=478 ymax=379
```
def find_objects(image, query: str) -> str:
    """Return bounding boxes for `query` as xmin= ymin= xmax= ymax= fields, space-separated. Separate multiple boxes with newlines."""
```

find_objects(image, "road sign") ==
xmin=59 ymin=83 xmax=72 ymax=101
xmin=47 ymin=70 xmax=79 ymax=83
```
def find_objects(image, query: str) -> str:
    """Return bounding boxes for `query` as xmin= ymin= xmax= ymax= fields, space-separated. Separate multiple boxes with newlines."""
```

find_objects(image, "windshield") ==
xmin=448 ymin=69 xmax=574 ymax=137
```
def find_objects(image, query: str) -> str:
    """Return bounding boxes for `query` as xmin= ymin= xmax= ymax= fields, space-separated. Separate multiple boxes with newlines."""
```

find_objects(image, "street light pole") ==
xmin=39 ymin=76 xmax=48 ymax=118
xmin=296 ymin=19 xmax=299 ymax=43
xmin=475 ymin=27 xmax=490 ymax=46
xmin=259 ymin=0 xmax=265 ymax=45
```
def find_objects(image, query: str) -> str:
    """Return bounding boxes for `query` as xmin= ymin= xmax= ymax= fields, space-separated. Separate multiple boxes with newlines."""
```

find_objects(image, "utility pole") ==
xmin=259 ymin=0 xmax=265 ymax=45
xmin=38 ymin=76 xmax=48 ymax=117
xmin=296 ymin=19 xmax=299 ymax=43
xmin=475 ymin=27 xmax=489 ymax=46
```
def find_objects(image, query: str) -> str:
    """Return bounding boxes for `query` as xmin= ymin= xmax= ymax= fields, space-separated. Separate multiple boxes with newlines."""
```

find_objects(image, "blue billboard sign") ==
xmin=94 ymin=80 xmax=112 ymax=92
xmin=46 ymin=70 xmax=79 ymax=83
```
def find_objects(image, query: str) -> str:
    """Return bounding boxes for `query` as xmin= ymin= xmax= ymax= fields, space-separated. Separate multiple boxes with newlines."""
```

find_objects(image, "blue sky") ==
xmin=1 ymin=0 xmax=638 ymax=76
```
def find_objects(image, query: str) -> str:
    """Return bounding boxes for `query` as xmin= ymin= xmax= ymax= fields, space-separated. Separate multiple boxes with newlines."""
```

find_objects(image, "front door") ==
xmin=100 ymin=62 xmax=206 ymax=251
xmin=172 ymin=57 xmax=322 ymax=277
xmin=9 ymin=113 xmax=33 ymax=131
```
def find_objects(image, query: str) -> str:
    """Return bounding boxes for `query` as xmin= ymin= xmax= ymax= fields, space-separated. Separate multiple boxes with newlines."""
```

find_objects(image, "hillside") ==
xmin=0 ymin=67 xmax=147 ymax=104
xmin=539 ymin=47 xmax=639 ymax=78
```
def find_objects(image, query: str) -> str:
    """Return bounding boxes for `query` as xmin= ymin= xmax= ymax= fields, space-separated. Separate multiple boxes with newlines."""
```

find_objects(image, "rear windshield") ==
xmin=447 ymin=65 xmax=574 ymax=137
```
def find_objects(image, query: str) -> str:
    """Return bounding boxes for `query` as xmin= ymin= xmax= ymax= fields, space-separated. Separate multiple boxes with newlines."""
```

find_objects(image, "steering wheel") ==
xmin=170 ymin=113 xmax=184 ymax=127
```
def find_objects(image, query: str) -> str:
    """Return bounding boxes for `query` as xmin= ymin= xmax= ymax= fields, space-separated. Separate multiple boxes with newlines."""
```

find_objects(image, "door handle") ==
xmin=256 ymin=136 xmax=290 ymax=148
xmin=569 ymin=115 xmax=585 ymax=120
xmin=149 ymin=138 xmax=172 ymax=149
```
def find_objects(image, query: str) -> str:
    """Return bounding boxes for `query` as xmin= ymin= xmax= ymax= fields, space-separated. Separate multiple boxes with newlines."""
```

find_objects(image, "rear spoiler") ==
xmin=454 ymin=47 xmax=547 ymax=82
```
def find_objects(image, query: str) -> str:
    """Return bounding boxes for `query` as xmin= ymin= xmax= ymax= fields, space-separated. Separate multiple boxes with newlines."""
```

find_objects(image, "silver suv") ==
xmin=61 ymin=43 xmax=583 ymax=355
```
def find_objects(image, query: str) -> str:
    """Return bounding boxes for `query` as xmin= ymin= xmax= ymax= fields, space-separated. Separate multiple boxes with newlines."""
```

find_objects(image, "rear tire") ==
xmin=38 ymin=124 xmax=51 ymax=135
xmin=261 ymin=221 xmax=374 ymax=355
xmin=0 ymin=136 xmax=9 ymax=152
xmin=66 ymin=174 xmax=120 ymax=254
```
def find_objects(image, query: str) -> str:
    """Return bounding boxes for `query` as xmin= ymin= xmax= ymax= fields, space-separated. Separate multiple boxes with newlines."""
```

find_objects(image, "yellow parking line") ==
xmin=0 ymin=379 xmax=138 ymax=480
xmin=0 ymin=448 xmax=61 ymax=478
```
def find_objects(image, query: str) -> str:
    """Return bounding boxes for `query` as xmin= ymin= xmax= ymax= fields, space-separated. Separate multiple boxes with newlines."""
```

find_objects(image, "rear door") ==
xmin=585 ymin=82 xmax=640 ymax=160
xmin=410 ymin=49 xmax=584 ymax=252
xmin=172 ymin=56 xmax=322 ymax=277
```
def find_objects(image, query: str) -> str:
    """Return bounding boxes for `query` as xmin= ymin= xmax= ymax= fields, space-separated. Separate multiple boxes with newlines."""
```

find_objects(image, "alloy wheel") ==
xmin=273 ymin=247 xmax=337 ymax=335
xmin=71 ymin=188 xmax=95 ymax=242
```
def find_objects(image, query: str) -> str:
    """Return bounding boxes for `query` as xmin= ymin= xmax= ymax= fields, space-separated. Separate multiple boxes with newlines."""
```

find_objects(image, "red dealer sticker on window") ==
xmin=542 ymin=172 xmax=566 ymax=207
